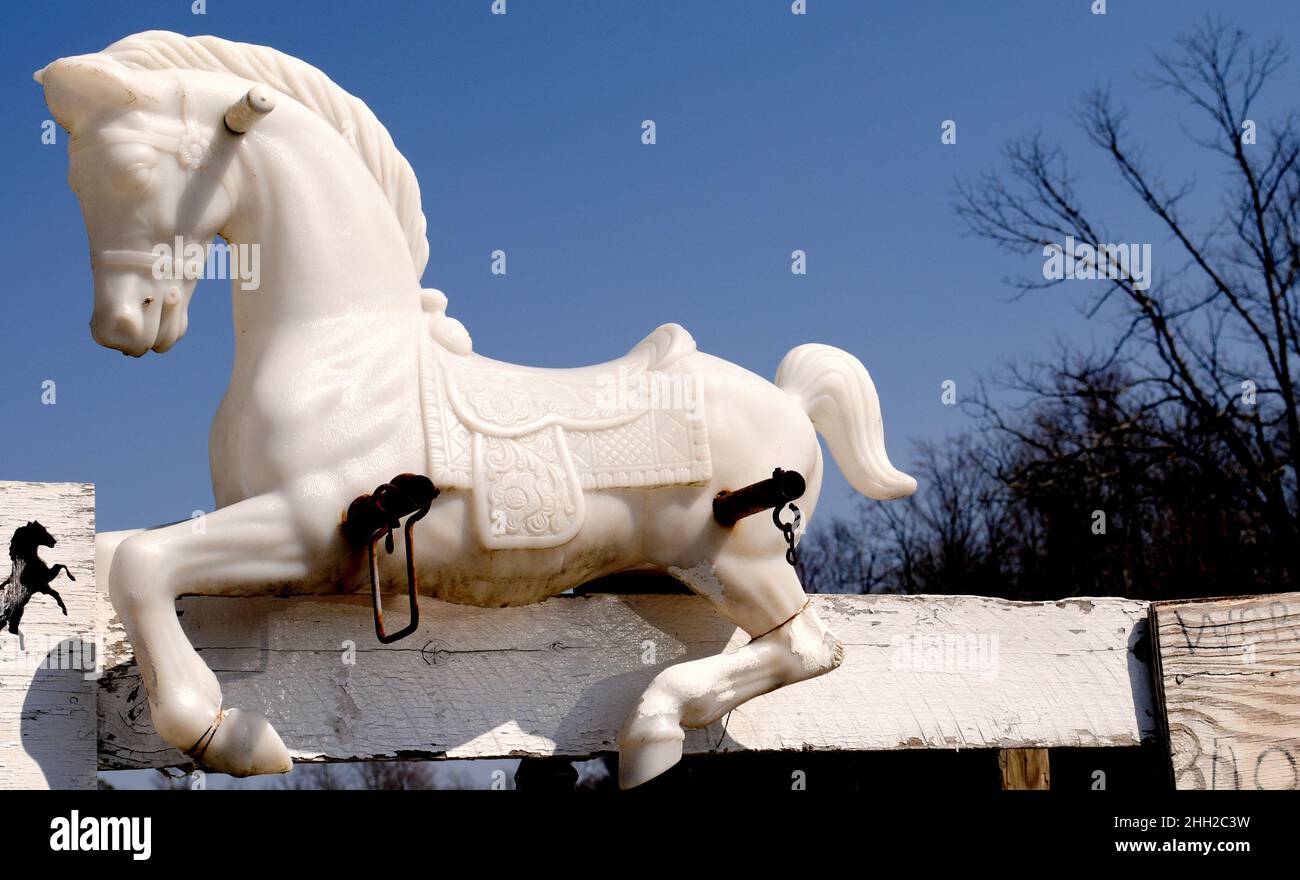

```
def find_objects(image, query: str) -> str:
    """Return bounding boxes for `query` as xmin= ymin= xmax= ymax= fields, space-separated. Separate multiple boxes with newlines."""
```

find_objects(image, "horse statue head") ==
xmin=34 ymin=31 xmax=454 ymax=357
xmin=38 ymin=54 xmax=255 ymax=354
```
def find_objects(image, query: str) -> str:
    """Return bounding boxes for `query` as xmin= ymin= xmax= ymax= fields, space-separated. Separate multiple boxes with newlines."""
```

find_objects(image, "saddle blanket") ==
xmin=418 ymin=325 xmax=712 ymax=549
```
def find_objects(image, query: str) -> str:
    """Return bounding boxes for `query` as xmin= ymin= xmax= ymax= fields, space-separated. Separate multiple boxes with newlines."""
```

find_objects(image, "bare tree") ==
xmin=278 ymin=763 xmax=355 ymax=790
xmin=799 ymin=437 xmax=1017 ymax=596
xmin=953 ymin=18 xmax=1298 ymax=588
xmin=277 ymin=761 xmax=445 ymax=790
xmin=798 ymin=20 xmax=1293 ymax=601
xmin=807 ymin=357 xmax=1274 ymax=600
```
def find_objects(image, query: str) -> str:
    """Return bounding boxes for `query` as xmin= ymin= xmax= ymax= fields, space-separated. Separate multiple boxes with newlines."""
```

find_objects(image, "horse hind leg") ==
xmin=617 ymin=552 xmax=843 ymax=789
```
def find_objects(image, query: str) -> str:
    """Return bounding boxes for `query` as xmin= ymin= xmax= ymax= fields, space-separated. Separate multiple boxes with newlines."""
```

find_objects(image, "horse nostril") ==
xmin=111 ymin=308 xmax=141 ymax=339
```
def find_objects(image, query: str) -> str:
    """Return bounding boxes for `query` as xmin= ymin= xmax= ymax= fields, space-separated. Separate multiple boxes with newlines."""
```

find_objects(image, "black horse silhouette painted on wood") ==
xmin=0 ymin=521 xmax=74 ymax=638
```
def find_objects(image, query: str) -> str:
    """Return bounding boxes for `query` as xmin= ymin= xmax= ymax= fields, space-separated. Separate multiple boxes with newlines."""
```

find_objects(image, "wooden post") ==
xmin=0 ymin=482 xmax=99 ymax=790
xmin=999 ymin=748 xmax=1050 ymax=789
xmin=1150 ymin=592 xmax=1300 ymax=790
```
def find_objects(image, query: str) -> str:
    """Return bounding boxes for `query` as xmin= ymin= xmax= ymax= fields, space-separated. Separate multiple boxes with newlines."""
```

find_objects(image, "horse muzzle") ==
xmin=90 ymin=254 xmax=192 ymax=355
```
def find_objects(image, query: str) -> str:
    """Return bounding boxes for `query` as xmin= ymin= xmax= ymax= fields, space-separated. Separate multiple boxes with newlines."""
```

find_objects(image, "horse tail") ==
xmin=775 ymin=343 xmax=917 ymax=501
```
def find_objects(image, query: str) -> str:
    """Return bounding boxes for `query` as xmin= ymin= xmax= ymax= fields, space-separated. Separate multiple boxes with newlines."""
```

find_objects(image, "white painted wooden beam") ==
xmin=0 ymin=481 xmax=100 ymax=790
xmin=98 ymin=591 xmax=1156 ymax=770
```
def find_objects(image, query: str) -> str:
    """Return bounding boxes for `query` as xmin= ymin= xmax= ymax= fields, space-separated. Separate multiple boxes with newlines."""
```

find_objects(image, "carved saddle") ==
xmin=418 ymin=322 xmax=713 ymax=549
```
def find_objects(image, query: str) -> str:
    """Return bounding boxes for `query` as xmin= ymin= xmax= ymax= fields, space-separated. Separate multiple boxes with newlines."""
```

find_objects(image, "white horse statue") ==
xmin=38 ymin=32 xmax=915 ymax=787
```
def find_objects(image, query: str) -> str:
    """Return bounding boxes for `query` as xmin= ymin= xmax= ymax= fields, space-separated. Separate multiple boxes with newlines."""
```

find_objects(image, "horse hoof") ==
xmin=618 ymin=714 xmax=684 ymax=789
xmin=198 ymin=708 xmax=292 ymax=777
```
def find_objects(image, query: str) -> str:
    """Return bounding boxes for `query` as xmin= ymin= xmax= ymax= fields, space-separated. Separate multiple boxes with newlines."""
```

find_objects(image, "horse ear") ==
xmin=37 ymin=55 xmax=142 ymax=135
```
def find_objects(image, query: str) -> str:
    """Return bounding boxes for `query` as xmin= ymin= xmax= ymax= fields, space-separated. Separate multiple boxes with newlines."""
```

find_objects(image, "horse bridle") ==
xmin=85 ymin=75 xmax=266 ymax=277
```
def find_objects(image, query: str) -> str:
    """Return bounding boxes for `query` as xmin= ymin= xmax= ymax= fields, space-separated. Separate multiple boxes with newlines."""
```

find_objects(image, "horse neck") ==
xmin=219 ymin=105 xmax=424 ymax=363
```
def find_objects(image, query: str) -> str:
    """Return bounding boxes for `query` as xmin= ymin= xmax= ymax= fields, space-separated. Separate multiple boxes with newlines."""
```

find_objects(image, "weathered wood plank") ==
xmin=999 ymin=748 xmax=1050 ymax=790
xmin=98 ymin=591 xmax=1155 ymax=770
xmin=0 ymin=481 xmax=99 ymax=790
xmin=1151 ymin=592 xmax=1300 ymax=790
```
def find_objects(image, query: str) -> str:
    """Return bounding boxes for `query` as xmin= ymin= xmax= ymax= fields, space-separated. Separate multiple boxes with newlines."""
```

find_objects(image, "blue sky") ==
xmin=3 ymin=0 xmax=1298 ymax=531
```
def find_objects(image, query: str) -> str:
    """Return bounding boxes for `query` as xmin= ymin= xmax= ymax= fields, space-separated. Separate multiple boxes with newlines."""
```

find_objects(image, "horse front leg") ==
xmin=41 ymin=563 xmax=74 ymax=614
xmin=108 ymin=492 xmax=312 ymax=776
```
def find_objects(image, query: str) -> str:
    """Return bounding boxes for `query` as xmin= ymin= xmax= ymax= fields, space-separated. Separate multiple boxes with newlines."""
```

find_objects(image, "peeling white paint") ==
xmin=667 ymin=562 xmax=725 ymax=604
xmin=783 ymin=605 xmax=843 ymax=674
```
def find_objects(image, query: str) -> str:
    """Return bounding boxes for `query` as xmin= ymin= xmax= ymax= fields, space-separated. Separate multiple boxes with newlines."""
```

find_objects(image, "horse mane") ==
xmin=99 ymin=31 xmax=429 ymax=279
xmin=8 ymin=523 xmax=35 ymax=558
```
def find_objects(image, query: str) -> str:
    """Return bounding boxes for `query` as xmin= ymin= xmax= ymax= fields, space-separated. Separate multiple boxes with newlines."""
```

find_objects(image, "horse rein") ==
xmin=84 ymin=74 xmax=243 ymax=276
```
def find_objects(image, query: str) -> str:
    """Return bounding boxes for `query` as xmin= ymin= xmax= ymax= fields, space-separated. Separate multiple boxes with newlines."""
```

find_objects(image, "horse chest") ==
xmin=212 ymin=342 xmax=419 ymax=499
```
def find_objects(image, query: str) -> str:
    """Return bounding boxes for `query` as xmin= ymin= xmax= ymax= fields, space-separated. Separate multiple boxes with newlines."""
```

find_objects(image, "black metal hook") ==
xmin=773 ymin=502 xmax=802 ymax=567
xmin=712 ymin=468 xmax=805 ymax=527
xmin=713 ymin=467 xmax=805 ymax=568
xmin=342 ymin=474 xmax=438 ymax=644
